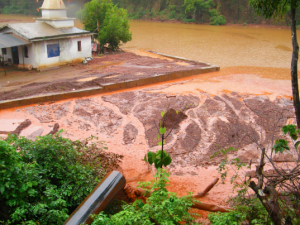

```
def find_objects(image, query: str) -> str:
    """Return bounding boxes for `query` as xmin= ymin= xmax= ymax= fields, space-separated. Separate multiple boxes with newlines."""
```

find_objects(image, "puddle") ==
xmin=176 ymin=62 xmax=191 ymax=66
xmin=77 ymin=77 xmax=98 ymax=82
xmin=105 ymin=75 xmax=120 ymax=79
xmin=122 ymin=62 xmax=164 ymax=69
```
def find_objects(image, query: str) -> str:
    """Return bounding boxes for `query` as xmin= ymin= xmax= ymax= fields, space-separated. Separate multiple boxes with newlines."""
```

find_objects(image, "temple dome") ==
xmin=40 ymin=0 xmax=66 ymax=10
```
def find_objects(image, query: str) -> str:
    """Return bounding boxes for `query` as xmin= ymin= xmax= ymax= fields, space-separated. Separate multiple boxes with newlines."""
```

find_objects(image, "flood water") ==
xmin=0 ymin=14 xmax=296 ymax=78
xmin=123 ymin=21 xmax=294 ymax=69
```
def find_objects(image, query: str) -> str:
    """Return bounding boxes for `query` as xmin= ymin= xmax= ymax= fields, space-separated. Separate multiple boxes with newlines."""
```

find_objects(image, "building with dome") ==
xmin=0 ymin=0 xmax=92 ymax=70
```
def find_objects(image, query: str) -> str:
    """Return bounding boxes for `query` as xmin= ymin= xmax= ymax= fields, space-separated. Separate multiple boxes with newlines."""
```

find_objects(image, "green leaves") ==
xmin=144 ymin=151 xmax=156 ymax=165
xmin=159 ymin=127 xmax=166 ymax=135
xmin=90 ymin=169 xmax=199 ymax=225
xmin=282 ymin=124 xmax=299 ymax=140
xmin=1 ymin=133 xmax=107 ymax=224
xmin=273 ymin=139 xmax=290 ymax=153
xmin=144 ymin=150 xmax=172 ymax=169
xmin=78 ymin=0 xmax=132 ymax=51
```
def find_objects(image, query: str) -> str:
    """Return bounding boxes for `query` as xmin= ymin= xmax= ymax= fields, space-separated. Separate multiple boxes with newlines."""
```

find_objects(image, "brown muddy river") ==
xmin=0 ymin=14 xmax=296 ymax=79
xmin=123 ymin=21 xmax=294 ymax=70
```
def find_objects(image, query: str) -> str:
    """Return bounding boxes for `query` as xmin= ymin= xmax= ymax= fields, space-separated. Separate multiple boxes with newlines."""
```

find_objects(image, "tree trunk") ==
xmin=291 ymin=1 xmax=300 ymax=128
xmin=248 ymin=148 xmax=284 ymax=225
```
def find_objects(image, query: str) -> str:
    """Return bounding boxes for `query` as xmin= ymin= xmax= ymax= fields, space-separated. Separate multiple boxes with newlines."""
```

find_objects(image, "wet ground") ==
xmin=0 ymin=51 xmax=212 ymax=101
xmin=0 ymin=69 xmax=297 ymax=221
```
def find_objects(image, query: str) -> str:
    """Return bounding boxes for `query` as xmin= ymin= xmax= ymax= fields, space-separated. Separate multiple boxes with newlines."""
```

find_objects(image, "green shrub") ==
xmin=182 ymin=18 xmax=197 ymax=23
xmin=169 ymin=10 xmax=178 ymax=20
xmin=209 ymin=197 xmax=270 ymax=225
xmin=90 ymin=169 xmax=200 ymax=225
xmin=0 ymin=132 xmax=112 ymax=224
xmin=210 ymin=15 xmax=226 ymax=25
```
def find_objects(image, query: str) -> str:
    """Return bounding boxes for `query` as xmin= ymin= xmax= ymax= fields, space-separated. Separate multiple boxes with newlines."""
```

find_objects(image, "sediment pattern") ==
xmin=12 ymin=89 xmax=295 ymax=173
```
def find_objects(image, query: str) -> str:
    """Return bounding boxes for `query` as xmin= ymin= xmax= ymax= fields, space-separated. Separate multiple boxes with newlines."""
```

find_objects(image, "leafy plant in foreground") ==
xmin=1 ymin=132 xmax=116 ymax=224
xmin=91 ymin=169 xmax=199 ymax=225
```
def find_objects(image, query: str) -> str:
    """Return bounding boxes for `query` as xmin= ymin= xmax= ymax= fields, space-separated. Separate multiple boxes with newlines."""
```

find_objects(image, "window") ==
xmin=47 ymin=44 xmax=60 ymax=58
xmin=2 ymin=48 xmax=7 ymax=55
xmin=24 ymin=46 xmax=28 ymax=58
xmin=77 ymin=41 xmax=81 ymax=52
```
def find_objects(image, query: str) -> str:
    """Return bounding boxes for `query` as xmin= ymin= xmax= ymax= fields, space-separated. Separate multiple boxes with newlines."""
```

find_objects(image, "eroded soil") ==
xmin=0 ymin=82 xmax=297 ymax=220
xmin=0 ymin=56 xmax=297 ymax=221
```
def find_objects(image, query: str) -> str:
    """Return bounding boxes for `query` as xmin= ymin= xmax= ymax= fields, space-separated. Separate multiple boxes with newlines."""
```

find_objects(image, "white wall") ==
xmin=33 ymin=35 xmax=91 ymax=69
xmin=46 ymin=20 xmax=74 ymax=28
xmin=42 ymin=9 xmax=67 ymax=18
xmin=18 ymin=44 xmax=35 ymax=67
xmin=1 ymin=47 xmax=12 ymax=63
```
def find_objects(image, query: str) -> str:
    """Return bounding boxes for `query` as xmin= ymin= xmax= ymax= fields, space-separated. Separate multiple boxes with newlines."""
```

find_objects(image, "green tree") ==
xmin=77 ymin=0 xmax=132 ymax=51
xmin=184 ymin=0 xmax=214 ymax=20
xmin=250 ymin=0 xmax=300 ymax=128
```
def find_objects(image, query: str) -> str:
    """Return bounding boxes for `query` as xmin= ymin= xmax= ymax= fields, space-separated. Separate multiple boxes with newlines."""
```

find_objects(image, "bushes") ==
xmin=0 ymin=132 xmax=117 ymax=224
xmin=90 ymin=169 xmax=200 ymax=225
xmin=209 ymin=9 xmax=226 ymax=25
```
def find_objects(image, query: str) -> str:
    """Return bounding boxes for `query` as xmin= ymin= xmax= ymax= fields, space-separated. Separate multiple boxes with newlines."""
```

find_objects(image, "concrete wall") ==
xmin=33 ymin=35 xmax=91 ymax=69
xmin=45 ymin=20 xmax=74 ymax=28
xmin=42 ymin=9 xmax=67 ymax=18
xmin=18 ymin=44 xmax=35 ymax=66
xmin=1 ymin=47 xmax=12 ymax=63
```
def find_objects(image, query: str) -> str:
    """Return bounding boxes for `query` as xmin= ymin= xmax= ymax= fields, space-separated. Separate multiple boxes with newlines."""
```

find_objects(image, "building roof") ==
xmin=4 ymin=23 xmax=91 ymax=42
xmin=41 ymin=0 xmax=66 ymax=10
xmin=0 ymin=32 xmax=30 ymax=48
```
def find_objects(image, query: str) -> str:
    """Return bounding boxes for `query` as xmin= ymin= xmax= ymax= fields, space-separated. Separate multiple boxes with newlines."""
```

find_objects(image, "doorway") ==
xmin=12 ymin=46 xmax=19 ymax=64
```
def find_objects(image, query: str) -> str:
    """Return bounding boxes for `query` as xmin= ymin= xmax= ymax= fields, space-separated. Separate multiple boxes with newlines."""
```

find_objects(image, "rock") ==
xmin=48 ymin=123 xmax=60 ymax=135
xmin=26 ymin=128 xmax=44 ymax=140
xmin=237 ymin=148 xmax=260 ymax=163
xmin=133 ymin=94 xmax=198 ymax=147
xmin=102 ymin=91 xmax=138 ymax=115
xmin=73 ymin=98 xmax=122 ymax=135
xmin=54 ymin=102 xmax=70 ymax=119
xmin=180 ymin=121 xmax=201 ymax=151
xmin=272 ymin=153 xmax=296 ymax=162
xmin=123 ymin=123 xmax=138 ymax=145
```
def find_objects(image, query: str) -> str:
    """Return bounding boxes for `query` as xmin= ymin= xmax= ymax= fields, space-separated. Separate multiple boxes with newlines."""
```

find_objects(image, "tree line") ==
xmin=1 ymin=0 xmax=298 ymax=26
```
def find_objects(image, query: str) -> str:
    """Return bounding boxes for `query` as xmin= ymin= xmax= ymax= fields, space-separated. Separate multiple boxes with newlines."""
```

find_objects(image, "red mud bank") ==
xmin=0 ymin=76 xmax=297 ymax=219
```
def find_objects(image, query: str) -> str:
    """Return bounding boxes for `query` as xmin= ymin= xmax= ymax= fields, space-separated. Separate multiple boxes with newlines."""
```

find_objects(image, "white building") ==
xmin=0 ymin=0 xmax=92 ymax=70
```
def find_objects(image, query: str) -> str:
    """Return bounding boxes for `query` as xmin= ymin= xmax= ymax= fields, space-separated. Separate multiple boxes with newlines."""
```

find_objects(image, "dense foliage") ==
xmin=77 ymin=0 xmax=132 ymax=51
xmin=90 ymin=169 xmax=200 ymax=225
xmin=0 ymin=132 xmax=117 ymax=224
xmin=0 ymin=0 xmax=41 ymax=16
xmin=2 ymin=0 xmax=300 ymax=26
